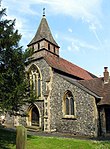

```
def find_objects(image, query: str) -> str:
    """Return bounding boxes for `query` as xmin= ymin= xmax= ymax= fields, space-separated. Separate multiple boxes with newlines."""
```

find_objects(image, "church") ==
xmin=5 ymin=13 xmax=110 ymax=137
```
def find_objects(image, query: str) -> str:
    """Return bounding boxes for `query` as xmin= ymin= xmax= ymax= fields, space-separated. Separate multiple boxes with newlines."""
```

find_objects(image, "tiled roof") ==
xmin=44 ymin=53 xmax=110 ymax=105
xmin=44 ymin=54 xmax=96 ymax=80
xmin=28 ymin=16 xmax=59 ymax=47
xmin=57 ymin=74 xmax=101 ymax=98
xmin=79 ymin=78 xmax=110 ymax=105
xmin=79 ymin=78 xmax=103 ymax=96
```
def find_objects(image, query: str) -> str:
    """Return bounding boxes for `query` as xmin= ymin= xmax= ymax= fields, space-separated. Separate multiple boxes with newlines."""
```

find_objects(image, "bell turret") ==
xmin=28 ymin=10 xmax=60 ymax=57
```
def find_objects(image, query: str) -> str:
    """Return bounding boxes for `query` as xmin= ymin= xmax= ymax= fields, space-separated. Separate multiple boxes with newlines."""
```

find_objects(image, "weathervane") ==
xmin=43 ymin=8 xmax=45 ymax=16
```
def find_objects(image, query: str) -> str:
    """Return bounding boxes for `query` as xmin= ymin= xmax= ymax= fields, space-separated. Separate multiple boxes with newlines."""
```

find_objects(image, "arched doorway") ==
xmin=28 ymin=105 xmax=40 ymax=127
xmin=31 ymin=106 xmax=39 ymax=126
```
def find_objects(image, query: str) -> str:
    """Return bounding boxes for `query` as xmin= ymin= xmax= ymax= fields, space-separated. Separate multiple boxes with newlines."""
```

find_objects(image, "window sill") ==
xmin=44 ymin=116 xmax=48 ymax=118
xmin=36 ymin=96 xmax=43 ymax=100
xmin=62 ymin=115 xmax=77 ymax=120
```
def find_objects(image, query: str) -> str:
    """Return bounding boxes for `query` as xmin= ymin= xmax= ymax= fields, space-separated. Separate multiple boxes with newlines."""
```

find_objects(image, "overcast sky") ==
xmin=1 ymin=0 xmax=110 ymax=77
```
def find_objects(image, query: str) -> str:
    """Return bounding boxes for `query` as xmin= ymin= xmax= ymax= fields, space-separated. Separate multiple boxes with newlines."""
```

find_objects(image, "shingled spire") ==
xmin=28 ymin=10 xmax=59 ymax=57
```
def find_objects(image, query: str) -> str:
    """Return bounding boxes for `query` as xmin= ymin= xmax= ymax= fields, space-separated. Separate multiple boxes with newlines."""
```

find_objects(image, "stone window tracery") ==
xmin=28 ymin=65 xmax=41 ymax=97
xmin=64 ymin=91 xmax=75 ymax=116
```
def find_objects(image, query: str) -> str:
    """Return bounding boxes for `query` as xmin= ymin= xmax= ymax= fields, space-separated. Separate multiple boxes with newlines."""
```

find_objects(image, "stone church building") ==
xmin=5 ymin=13 xmax=110 ymax=137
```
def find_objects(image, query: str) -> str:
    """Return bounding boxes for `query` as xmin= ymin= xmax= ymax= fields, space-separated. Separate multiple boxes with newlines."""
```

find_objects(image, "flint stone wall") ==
xmin=50 ymin=72 xmax=98 ymax=137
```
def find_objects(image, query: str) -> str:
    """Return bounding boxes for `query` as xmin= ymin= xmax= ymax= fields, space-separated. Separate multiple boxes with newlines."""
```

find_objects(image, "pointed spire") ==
xmin=28 ymin=13 xmax=59 ymax=47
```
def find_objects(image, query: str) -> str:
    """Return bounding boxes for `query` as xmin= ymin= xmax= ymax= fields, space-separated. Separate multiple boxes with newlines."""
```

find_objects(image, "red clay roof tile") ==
xmin=79 ymin=78 xmax=110 ymax=105
xmin=44 ymin=54 xmax=96 ymax=80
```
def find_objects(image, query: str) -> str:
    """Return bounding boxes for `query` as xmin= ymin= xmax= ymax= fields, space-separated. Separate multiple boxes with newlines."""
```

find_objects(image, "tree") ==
xmin=0 ymin=7 xmax=33 ymax=116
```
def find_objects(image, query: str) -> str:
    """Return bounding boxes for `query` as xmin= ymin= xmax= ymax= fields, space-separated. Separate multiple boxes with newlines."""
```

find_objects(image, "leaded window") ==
xmin=28 ymin=65 xmax=41 ymax=97
xmin=64 ymin=91 xmax=74 ymax=115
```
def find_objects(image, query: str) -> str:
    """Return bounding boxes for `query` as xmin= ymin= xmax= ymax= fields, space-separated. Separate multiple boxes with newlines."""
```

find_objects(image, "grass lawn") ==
xmin=0 ymin=128 xmax=110 ymax=149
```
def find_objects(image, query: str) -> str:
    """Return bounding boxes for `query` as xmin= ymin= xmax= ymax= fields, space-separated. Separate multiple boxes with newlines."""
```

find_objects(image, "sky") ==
xmin=1 ymin=0 xmax=110 ymax=77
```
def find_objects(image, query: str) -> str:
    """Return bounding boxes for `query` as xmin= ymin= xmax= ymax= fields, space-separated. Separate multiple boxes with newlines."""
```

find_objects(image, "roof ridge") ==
xmin=79 ymin=77 xmax=102 ymax=83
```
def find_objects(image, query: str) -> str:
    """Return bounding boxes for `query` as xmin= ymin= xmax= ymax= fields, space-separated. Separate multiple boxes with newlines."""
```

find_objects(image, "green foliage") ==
xmin=16 ymin=126 xmax=27 ymax=149
xmin=0 ymin=127 xmax=16 ymax=149
xmin=26 ymin=136 xmax=110 ymax=149
xmin=23 ymin=47 xmax=34 ymax=63
xmin=1 ymin=128 xmax=110 ymax=149
xmin=0 ymin=7 xmax=35 ymax=116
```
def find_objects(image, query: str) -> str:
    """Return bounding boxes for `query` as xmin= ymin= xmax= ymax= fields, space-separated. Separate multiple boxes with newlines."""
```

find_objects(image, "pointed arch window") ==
xmin=28 ymin=65 xmax=41 ymax=97
xmin=63 ymin=91 xmax=75 ymax=116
